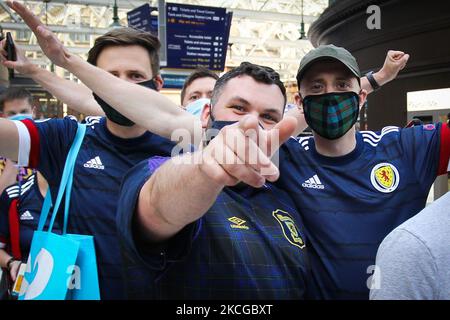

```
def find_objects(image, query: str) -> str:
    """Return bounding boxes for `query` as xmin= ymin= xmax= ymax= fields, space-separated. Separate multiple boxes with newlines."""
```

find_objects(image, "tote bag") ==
xmin=19 ymin=124 xmax=100 ymax=300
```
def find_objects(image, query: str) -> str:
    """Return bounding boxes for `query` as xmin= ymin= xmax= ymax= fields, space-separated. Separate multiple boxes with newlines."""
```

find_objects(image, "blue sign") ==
xmin=161 ymin=73 xmax=189 ymax=89
xmin=127 ymin=4 xmax=158 ymax=35
xmin=221 ymin=12 xmax=233 ymax=69
xmin=166 ymin=3 xmax=231 ymax=71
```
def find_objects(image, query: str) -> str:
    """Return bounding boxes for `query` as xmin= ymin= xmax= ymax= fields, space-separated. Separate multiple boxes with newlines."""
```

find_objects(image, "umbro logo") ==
xmin=83 ymin=156 xmax=105 ymax=170
xmin=228 ymin=217 xmax=249 ymax=230
xmin=302 ymin=175 xmax=325 ymax=189
xmin=20 ymin=210 xmax=34 ymax=221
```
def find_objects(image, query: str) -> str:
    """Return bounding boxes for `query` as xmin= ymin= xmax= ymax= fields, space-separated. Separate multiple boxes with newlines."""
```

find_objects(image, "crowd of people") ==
xmin=0 ymin=0 xmax=446 ymax=300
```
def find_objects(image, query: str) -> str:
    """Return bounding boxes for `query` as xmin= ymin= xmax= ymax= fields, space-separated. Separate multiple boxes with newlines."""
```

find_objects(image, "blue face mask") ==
xmin=8 ymin=114 xmax=33 ymax=121
xmin=185 ymin=98 xmax=210 ymax=117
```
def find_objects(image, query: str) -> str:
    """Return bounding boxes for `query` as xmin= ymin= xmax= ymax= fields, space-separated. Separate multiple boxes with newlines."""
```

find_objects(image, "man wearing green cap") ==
xmin=276 ymin=44 xmax=450 ymax=299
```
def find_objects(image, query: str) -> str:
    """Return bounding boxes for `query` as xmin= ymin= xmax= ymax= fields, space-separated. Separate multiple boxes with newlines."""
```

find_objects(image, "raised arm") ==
xmin=361 ymin=50 xmax=409 ymax=94
xmin=29 ymin=68 xmax=102 ymax=117
xmin=0 ymin=119 xmax=19 ymax=162
xmin=135 ymin=115 xmax=297 ymax=242
xmin=6 ymin=0 xmax=199 ymax=141
xmin=0 ymin=39 xmax=103 ymax=117
xmin=61 ymin=55 xmax=197 ymax=140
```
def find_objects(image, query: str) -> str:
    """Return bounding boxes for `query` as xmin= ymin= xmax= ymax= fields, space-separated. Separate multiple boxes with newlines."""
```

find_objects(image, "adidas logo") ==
xmin=302 ymin=175 xmax=325 ymax=189
xmin=83 ymin=156 xmax=105 ymax=170
xmin=20 ymin=211 xmax=34 ymax=221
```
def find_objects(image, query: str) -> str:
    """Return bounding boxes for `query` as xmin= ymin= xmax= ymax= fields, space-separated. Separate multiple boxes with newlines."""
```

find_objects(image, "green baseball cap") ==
xmin=296 ymin=44 xmax=361 ymax=85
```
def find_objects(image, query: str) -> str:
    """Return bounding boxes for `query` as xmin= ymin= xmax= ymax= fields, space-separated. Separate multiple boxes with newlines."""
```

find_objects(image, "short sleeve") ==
xmin=400 ymin=123 xmax=447 ymax=187
xmin=116 ymin=157 xmax=200 ymax=271
xmin=31 ymin=118 xmax=78 ymax=186
xmin=370 ymin=228 xmax=438 ymax=300
xmin=14 ymin=117 xmax=77 ymax=184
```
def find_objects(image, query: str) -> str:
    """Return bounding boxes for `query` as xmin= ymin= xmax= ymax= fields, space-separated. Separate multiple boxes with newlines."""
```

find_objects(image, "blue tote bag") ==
xmin=19 ymin=124 xmax=100 ymax=300
xmin=63 ymin=161 xmax=100 ymax=300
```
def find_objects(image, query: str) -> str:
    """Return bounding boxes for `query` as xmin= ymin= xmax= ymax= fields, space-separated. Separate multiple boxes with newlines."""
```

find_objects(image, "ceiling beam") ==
xmin=7 ymin=0 xmax=316 ymax=24
xmin=2 ymin=23 xmax=311 ymax=48
xmin=19 ymin=44 xmax=89 ymax=54
xmin=0 ymin=21 xmax=109 ymax=35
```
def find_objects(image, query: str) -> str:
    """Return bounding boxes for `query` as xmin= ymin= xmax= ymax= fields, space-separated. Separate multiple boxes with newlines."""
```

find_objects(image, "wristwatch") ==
xmin=365 ymin=71 xmax=380 ymax=91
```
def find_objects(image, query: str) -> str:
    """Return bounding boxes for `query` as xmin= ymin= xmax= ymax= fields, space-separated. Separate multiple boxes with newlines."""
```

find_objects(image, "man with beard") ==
xmin=115 ymin=62 xmax=309 ymax=299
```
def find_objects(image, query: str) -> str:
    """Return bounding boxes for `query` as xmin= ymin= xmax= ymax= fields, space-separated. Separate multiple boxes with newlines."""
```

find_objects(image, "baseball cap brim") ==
xmin=296 ymin=56 xmax=361 ymax=86
xmin=296 ymin=45 xmax=362 ymax=86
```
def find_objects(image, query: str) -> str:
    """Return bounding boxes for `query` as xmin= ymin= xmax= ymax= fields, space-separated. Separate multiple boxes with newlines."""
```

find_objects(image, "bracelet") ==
xmin=366 ymin=71 xmax=380 ymax=91
xmin=6 ymin=257 xmax=18 ymax=271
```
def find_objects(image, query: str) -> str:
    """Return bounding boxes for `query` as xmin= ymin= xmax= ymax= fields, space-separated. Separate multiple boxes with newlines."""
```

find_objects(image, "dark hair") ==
xmin=211 ymin=62 xmax=286 ymax=107
xmin=180 ymin=68 xmax=219 ymax=104
xmin=0 ymin=87 xmax=33 ymax=112
xmin=87 ymin=27 xmax=161 ymax=75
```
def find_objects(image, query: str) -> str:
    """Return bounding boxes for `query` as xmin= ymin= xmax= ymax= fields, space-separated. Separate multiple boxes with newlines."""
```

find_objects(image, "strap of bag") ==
xmin=37 ymin=190 xmax=53 ymax=231
xmin=44 ymin=124 xmax=86 ymax=233
xmin=62 ymin=163 xmax=76 ymax=235
xmin=8 ymin=199 xmax=21 ymax=260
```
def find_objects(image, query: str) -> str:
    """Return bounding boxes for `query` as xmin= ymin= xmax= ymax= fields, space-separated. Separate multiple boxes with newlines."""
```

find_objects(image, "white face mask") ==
xmin=8 ymin=113 xmax=33 ymax=121
xmin=185 ymin=98 xmax=210 ymax=117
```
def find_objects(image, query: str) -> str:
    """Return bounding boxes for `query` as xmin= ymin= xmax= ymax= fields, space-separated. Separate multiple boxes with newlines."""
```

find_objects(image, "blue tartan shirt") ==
xmin=116 ymin=157 xmax=310 ymax=299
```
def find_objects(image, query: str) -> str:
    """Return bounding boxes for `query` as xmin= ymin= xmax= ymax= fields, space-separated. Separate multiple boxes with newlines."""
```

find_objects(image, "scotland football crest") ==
xmin=272 ymin=209 xmax=305 ymax=249
xmin=370 ymin=163 xmax=400 ymax=193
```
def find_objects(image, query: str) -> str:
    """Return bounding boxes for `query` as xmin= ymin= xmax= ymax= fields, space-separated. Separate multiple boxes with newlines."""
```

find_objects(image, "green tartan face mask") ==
xmin=303 ymin=91 xmax=360 ymax=140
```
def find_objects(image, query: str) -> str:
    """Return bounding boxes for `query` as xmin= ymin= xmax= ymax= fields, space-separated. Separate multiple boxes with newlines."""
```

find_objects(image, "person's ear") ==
xmin=294 ymin=92 xmax=303 ymax=107
xmin=31 ymin=106 xmax=37 ymax=119
xmin=154 ymin=75 xmax=164 ymax=91
xmin=358 ymin=89 xmax=368 ymax=108
xmin=200 ymin=103 xmax=211 ymax=129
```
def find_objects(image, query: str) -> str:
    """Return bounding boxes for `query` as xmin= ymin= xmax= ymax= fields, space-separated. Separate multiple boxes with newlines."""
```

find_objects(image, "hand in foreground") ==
xmin=6 ymin=0 xmax=72 ymax=68
xmin=377 ymin=50 xmax=410 ymax=84
xmin=198 ymin=115 xmax=297 ymax=188
xmin=0 ymin=38 xmax=39 ymax=75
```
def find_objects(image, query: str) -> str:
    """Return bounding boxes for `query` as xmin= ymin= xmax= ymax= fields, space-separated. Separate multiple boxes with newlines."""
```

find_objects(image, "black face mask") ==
xmin=205 ymin=111 xmax=265 ymax=145
xmin=205 ymin=120 xmax=238 ymax=145
xmin=93 ymin=78 xmax=157 ymax=127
